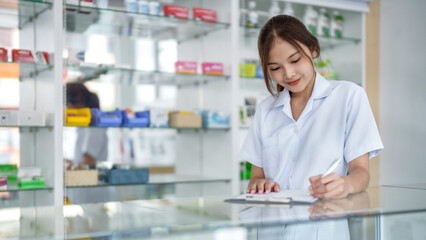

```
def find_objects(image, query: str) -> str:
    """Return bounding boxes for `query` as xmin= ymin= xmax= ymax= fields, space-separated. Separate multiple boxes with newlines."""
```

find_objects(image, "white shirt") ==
xmin=240 ymin=72 xmax=384 ymax=190
xmin=74 ymin=127 xmax=108 ymax=165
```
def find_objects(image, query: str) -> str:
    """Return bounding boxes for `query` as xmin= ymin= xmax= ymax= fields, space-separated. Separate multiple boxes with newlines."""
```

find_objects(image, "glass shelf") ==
xmin=0 ymin=0 xmax=52 ymax=29
xmin=0 ymin=182 xmax=52 ymax=192
xmin=66 ymin=174 xmax=231 ymax=189
xmin=67 ymin=65 xmax=230 ymax=87
xmin=241 ymin=26 xmax=361 ymax=49
xmin=65 ymin=4 xmax=230 ymax=41
xmin=0 ymin=125 xmax=52 ymax=129
xmin=0 ymin=61 xmax=53 ymax=78
xmin=64 ymin=125 xmax=230 ymax=131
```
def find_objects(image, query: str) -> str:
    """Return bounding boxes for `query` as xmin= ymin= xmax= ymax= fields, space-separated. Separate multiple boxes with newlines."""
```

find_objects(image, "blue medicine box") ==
xmin=122 ymin=110 xmax=150 ymax=127
xmin=90 ymin=109 xmax=123 ymax=127
xmin=202 ymin=111 xmax=230 ymax=128
xmin=104 ymin=169 xmax=149 ymax=184
xmin=255 ymin=65 xmax=264 ymax=78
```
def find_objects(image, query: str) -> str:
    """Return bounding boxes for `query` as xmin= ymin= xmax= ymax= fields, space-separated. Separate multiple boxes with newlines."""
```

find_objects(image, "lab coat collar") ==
xmin=271 ymin=72 xmax=332 ymax=109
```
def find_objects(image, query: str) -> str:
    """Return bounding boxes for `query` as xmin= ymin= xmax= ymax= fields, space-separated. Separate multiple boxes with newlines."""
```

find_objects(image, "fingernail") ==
xmin=265 ymin=190 xmax=270 ymax=193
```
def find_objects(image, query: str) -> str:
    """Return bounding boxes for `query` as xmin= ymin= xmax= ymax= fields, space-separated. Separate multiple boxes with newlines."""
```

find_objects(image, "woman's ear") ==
xmin=312 ymin=50 xmax=318 ymax=59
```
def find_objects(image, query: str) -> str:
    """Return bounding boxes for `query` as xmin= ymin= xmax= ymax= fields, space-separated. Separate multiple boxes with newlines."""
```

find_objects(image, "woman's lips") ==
xmin=288 ymin=78 xmax=301 ymax=86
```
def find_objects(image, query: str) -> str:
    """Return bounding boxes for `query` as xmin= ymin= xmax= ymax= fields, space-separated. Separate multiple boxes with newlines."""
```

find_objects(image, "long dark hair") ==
xmin=66 ymin=83 xmax=100 ymax=108
xmin=258 ymin=15 xmax=320 ymax=95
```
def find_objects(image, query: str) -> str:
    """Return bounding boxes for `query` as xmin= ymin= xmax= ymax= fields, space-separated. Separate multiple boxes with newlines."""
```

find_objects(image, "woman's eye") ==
xmin=291 ymin=58 xmax=301 ymax=64
xmin=270 ymin=67 xmax=280 ymax=71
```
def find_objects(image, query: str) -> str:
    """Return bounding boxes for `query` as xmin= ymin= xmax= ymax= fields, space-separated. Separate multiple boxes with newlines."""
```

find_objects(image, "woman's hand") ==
xmin=246 ymin=179 xmax=280 ymax=194
xmin=309 ymin=173 xmax=353 ymax=199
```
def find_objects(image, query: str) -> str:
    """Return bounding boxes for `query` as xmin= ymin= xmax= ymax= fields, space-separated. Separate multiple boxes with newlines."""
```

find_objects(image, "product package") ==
xmin=239 ymin=63 xmax=256 ymax=78
xmin=68 ymin=49 xmax=85 ymax=65
xmin=12 ymin=49 xmax=35 ymax=63
xmin=122 ymin=110 xmax=150 ymax=127
xmin=193 ymin=8 xmax=217 ymax=22
xmin=80 ymin=0 xmax=93 ymax=6
xmin=0 ymin=110 xmax=19 ymax=126
xmin=0 ymin=48 xmax=8 ymax=61
xmin=104 ymin=168 xmax=149 ymax=184
xmin=255 ymin=65 xmax=264 ymax=78
xmin=169 ymin=111 xmax=202 ymax=128
xmin=175 ymin=61 xmax=197 ymax=74
xmin=0 ymin=164 xmax=18 ymax=182
xmin=66 ymin=170 xmax=98 ymax=186
xmin=66 ymin=108 xmax=91 ymax=126
xmin=164 ymin=5 xmax=189 ymax=19
xmin=35 ymin=51 xmax=49 ymax=64
xmin=0 ymin=177 xmax=6 ymax=190
xmin=18 ymin=167 xmax=42 ymax=179
xmin=90 ymin=109 xmax=123 ymax=127
xmin=18 ymin=176 xmax=45 ymax=188
xmin=149 ymin=108 xmax=169 ymax=128
xmin=202 ymin=111 xmax=230 ymax=128
xmin=19 ymin=111 xmax=46 ymax=126
xmin=202 ymin=62 xmax=223 ymax=76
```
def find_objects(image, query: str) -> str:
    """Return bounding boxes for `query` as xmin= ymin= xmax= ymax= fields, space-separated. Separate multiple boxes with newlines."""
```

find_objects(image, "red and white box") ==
xmin=175 ymin=61 xmax=197 ymax=74
xmin=35 ymin=51 xmax=49 ymax=64
xmin=0 ymin=48 xmax=8 ymax=61
xmin=164 ymin=5 xmax=189 ymax=19
xmin=193 ymin=8 xmax=217 ymax=23
xmin=202 ymin=62 xmax=223 ymax=76
xmin=12 ymin=49 xmax=35 ymax=63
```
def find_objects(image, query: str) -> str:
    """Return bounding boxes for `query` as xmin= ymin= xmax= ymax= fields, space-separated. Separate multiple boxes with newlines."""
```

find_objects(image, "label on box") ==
xmin=12 ymin=49 xmax=35 ymax=63
xmin=164 ymin=5 xmax=189 ymax=19
xmin=0 ymin=48 xmax=8 ymax=61
xmin=193 ymin=8 xmax=217 ymax=23
xmin=35 ymin=51 xmax=49 ymax=64
xmin=68 ymin=49 xmax=85 ymax=65
xmin=202 ymin=62 xmax=223 ymax=75
xmin=175 ymin=61 xmax=197 ymax=74
xmin=80 ymin=0 xmax=93 ymax=7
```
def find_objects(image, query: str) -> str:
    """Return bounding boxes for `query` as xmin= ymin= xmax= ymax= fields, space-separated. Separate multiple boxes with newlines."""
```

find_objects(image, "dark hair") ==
xmin=258 ymin=15 xmax=320 ymax=95
xmin=66 ymin=83 xmax=100 ymax=108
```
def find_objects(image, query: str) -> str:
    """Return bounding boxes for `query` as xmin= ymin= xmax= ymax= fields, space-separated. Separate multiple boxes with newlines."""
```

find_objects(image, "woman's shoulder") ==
xmin=329 ymin=80 xmax=365 ymax=99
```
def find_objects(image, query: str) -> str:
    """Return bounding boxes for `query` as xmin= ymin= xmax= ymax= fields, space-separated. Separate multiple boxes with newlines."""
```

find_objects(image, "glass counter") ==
xmin=2 ymin=185 xmax=426 ymax=239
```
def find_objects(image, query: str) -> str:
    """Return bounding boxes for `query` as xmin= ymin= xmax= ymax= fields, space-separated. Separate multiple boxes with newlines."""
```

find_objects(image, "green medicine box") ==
xmin=0 ymin=164 xmax=18 ymax=182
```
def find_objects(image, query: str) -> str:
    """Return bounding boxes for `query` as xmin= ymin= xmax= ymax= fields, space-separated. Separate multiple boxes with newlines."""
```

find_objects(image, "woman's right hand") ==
xmin=246 ymin=179 xmax=280 ymax=194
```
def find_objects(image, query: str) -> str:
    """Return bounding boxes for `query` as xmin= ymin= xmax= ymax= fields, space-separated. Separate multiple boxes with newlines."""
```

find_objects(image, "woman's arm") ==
xmin=246 ymin=165 xmax=280 ymax=194
xmin=309 ymin=153 xmax=370 ymax=199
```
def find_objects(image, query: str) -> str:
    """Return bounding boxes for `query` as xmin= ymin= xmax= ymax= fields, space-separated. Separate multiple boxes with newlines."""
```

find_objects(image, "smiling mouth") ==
xmin=287 ymin=78 xmax=301 ymax=86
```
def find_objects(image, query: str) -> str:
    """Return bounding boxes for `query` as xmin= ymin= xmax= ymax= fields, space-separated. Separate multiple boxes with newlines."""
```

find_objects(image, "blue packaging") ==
xmin=255 ymin=65 xmax=264 ymax=78
xmin=202 ymin=111 xmax=230 ymax=128
xmin=105 ymin=168 xmax=149 ymax=184
xmin=122 ymin=110 xmax=150 ymax=127
xmin=90 ymin=109 xmax=123 ymax=127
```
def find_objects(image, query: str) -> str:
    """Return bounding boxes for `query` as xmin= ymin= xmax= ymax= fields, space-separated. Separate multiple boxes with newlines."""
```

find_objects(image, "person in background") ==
xmin=66 ymin=83 xmax=108 ymax=169
xmin=240 ymin=15 xmax=383 ymax=199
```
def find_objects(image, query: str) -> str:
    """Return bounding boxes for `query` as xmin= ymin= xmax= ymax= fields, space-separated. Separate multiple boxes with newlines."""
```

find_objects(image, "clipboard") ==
xmin=225 ymin=190 xmax=318 ymax=205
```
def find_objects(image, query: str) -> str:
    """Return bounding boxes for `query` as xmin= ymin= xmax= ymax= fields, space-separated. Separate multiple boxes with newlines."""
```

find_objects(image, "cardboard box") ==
xmin=164 ymin=5 xmax=189 ymax=19
xmin=148 ymin=166 xmax=175 ymax=174
xmin=193 ymin=8 xmax=217 ymax=22
xmin=66 ymin=170 xmax=98 ymax=186
xmin=12 ymin=49 xmax=35 ymax=63
xmin=202 ymin=62 xmax=223 ymax=76
xmin=175 ymin=61 xmax=197 ymax=74
xmin=104 ymin=168 xmax=149 ymax=184
xmin=35 ymin=51 xmax=49 ymax=64
xmin=0 ymin=48 xmax=8 ymax=61
xmin=169 ymin=112 xmax=202 ymax=128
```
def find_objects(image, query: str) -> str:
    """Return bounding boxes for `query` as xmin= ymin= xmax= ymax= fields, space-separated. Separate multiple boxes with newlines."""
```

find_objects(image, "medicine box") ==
xmin=0 ymin=48 xmax=8 ymax=61
xmin=164 ymin=5 xmax=189 ymax=19
xmin=12 ymin=49 xmax=35 ymax=63
xmin=0 ymin=177 xmax=7 ymax=190
xmin=0 ymin=110 xmax=19 ymax=126
xmin=239 ymin=64 xmax=256 ymax=78
xmin=66 ymin=108 xmax=91 ymax=126
xmin=202 ymin=62 xmax=223 ymax=76
xmin=0 ymin=164 xmax=18 ymax=182
xmin=202 ymin=111 xmax=230 ymax=128
xmin=169 ymin=111 xmax=202 ymax=128
xmin=175 ymin=61 xmax=197 ymax=74
xmin=35 ymin=51 xmax=49 ymax=64
xmin=149 ymin=108 xmax=169 ymax=128
xmin=104 ymin=168 xmax=149 ymax=184
xmin=193 ymin=8 xmax=217 ymax=22
xmin=122 ymin=110 xmax=150 ymax=127
xmin=66 ymin=170 xmax=98 ymax=186
xmin=18 ymin=176 xmax=45 ymax=188
xmin=90 ymin=109 xmax=123 ymax=127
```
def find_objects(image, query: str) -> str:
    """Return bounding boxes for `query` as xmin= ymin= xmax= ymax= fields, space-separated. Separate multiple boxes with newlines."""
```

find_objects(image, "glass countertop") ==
xmin=2 ymin=186 xmax=426 ymax=239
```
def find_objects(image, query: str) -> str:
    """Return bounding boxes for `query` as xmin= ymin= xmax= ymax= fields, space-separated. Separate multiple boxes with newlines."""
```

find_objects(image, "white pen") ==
xmin=306 ymin=157 xmax=343 ymax=195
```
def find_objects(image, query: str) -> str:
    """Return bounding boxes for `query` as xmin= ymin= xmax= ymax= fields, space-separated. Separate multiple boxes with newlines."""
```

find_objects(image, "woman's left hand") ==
xmin=309 ymin=173 xmax=354 ymax=199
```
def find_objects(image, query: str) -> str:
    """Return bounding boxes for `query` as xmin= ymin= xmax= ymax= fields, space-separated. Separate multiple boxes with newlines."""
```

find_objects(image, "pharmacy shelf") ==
xmin=0 ymin=61 xmax=53 ymax=78
xmin=0 ymin=125 xmax=53 ymax=129
xmin=277 ymin=0 xmax=369 ymax=13
xmin=66 ymin=174 xmax=232 ymax=189
xmin=0 ymin=182 xmax=53 ymax=193
xmin=241 ymin=27 xmax=361 ymax=49
xmin=65 ymin=126 xmax=230 ymax=133
xmin=0 ymin=0 xmax=52 ymax=29
xmin=67 ymin=65 xmax=230 ymax=88
xmin=65 ymin=4 xmax=230 ymax=42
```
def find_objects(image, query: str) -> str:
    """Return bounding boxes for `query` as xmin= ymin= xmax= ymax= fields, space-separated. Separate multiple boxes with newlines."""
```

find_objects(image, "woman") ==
xmin=240 ymin=15 xmax=383 ymax=199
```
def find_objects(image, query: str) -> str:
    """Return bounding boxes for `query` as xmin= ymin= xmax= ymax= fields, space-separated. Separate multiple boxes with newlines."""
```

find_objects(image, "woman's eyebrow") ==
xmin=268 ymin=52 xmax=299 ymax=65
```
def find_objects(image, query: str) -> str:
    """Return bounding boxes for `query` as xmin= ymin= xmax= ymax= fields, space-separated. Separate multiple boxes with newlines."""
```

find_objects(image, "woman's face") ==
xmin=267 ymin=38 xmax=316 ymax=94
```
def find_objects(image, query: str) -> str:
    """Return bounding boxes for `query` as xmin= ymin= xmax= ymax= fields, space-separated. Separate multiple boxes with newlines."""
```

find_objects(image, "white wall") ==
xmin=379 ymin=0 xmax=426 ymax=185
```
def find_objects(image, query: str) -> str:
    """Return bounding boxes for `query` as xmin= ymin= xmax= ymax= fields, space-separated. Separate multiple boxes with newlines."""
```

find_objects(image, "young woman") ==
xmin=240 ymin=15 xmax=383 ymax=199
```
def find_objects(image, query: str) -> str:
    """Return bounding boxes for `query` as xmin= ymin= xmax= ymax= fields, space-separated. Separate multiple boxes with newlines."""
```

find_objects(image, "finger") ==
xmin=320 ymin=173 xmax=341 ymax=185
xmin=312 ymin=178 xmax=342 ymax=195
xmin=316 ymin=185 xmax=344 ymax=199
xmin=309 ymin=175 xmax=322 ymax=184
xmin=248 ymin=182 xmax=258 ymax=194
xmin=264 ymin=181 xmax=275 ymax=193
xmin=273 ymin=182 xmax=280 ymax=192
xmin=257 ymin=180 xmax=265 ymax=194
